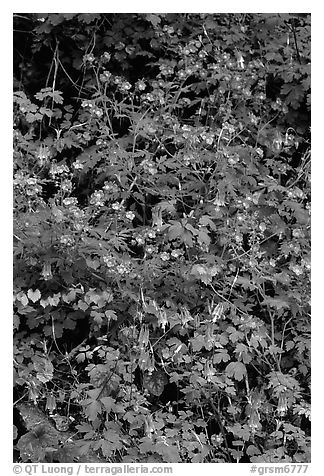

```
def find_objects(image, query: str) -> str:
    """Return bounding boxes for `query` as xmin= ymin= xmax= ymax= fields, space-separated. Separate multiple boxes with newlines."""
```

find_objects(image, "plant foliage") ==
xmin=13 ymin=13 xmax=310 ymax=463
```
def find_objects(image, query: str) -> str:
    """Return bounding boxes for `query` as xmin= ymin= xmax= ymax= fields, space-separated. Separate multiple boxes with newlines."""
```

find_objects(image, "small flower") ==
xmin=83 ymin=53 xmax=95 ymax=64
xmin=171 ymin=249 xmax=183 ymax=258
xmin=41 ymin=262 xmax=53 ymax=281
xmin=136 ymin=236 xmax=145 ymax=245
xmin=103 ymin=255 xmax=116 ymax=267
xmin=119 ymin=81 xmax=132 ymax=93
xmin=60 ymin=235 xmax=74 ymax=246
xmin=100 ymin=70 xmax=112 ymax=82
xmin=116 ymin=264 xmax=127 ymax=275
xmin=112 ymin=202 xmax=121 ymax=211
xmin=292 ymin=228 xmax=304 ymax=238
xmin=61 ymin=180 xmax=72 ymax=193
xmin=235 ymin=234 xmax=243 ymax=243
xmin=102 ymin=52 xmax=111 ymax=62
xmin=126 ymin=211 xmax=135 ymax=221
xmin=160 ymin=252 xmax=170 ymax=261
xmin=290 ymin=264 xmax=303 ymax=276
xmin=136 ymin=80 xmax=146 ymax=91
xmin=50 ymin=164 xmax=70 ymax=176
xmin=72 ymin=160 xmax=84 ymax=170
xmin=63 ymin=197 xmax=78 ymax=207
xmin=90 ymin=190 xmax=105 ymax=207
xmin=302 ymin=258 xmax=311 ymax=270
xmin=92 ymin=107 xmax=103 ymax=118
xmin=211 ymin=434 xmax=223 ymax=445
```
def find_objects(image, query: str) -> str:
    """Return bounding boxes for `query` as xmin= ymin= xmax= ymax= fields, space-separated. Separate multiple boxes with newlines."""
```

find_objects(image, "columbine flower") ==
xmin=41 ymin=262 xmax=53 ymax=281
xmin=277 ymin=393 xmax=288 ymax=416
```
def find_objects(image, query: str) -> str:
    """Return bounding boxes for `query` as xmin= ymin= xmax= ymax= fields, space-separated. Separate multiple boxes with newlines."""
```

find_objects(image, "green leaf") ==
xmin=86 ymin=400 xmax=103 ymax=421
xmin=105 ymin=310 xmax=118 ymax=321
xmin=100 ymin=396 xmax=115 ymax=413
xmin=225 ymin=362 xmax=247 ymax=381
xmin=197 ymin=229 xmax=211 ymax=247
xmin=143 ymin=370 xmax=168 ymax=396
xmin=168 ymin=221 xmax=184 ymax=240
xmin=33 ymin=357 xmax=54 ymax=383
xmin=213 ymin=349 xmax=230 ymax=363
xmin=27 ymin=289 xmax=41 ymax=303
xmin=199 ymin=215 xmax=217 ymax=230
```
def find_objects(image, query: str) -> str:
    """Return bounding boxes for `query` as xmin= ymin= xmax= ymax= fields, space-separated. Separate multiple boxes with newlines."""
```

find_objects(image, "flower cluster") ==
xmin=81 ymin=100 xmax=103 ymax=118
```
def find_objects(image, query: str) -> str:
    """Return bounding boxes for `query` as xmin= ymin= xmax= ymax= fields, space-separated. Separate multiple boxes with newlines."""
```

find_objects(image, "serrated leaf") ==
xmin=18 ymin=293 xmax=29 ymax=306
xmin=13 ymin=314 xmax=20 ymax=330
xmin=199 ymin=215 xmax=217 ymax=230
xmin=213 ymin=349 xmax=230 ymax=363
xmin=62 ymin=289 xmax=77 ymax=303
xmin=225 ymin=361 xmax=247 ymax=381
xmin=184 ymin=223 xmax=198 ymax=235
xmin=143 ymin=370 xmax=168 ymax=396
xmin=190 ymin=334 xmax=205 ymax=352
xmin=247 ymin=444 xmax=262 ymax=456
xmin=86 ymin=400 xmax=103 ymax=421
xmin=33 ymin=357 xmax=54 ymax=383
xmin=197 ymin=230 xmax=211 ymax=247
xmin=105 ymin=310 xmax=118 ymax=320
xmin=77 ymin=300 xmax=89 ymax=311
xmin=100 ymin=396 xmax=115 ymax=413
xmin=47 ymin=294 xmax=61 ymax=307
xmin=262 ymin=297 xmax=289 ymax=310
xmin=168 ymin=222 xmax=184 ymax=240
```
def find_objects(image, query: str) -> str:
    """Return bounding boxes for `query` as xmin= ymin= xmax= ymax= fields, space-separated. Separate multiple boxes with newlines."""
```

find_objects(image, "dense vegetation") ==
xmin=13 ymin=13 xmax=311 ymax=463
